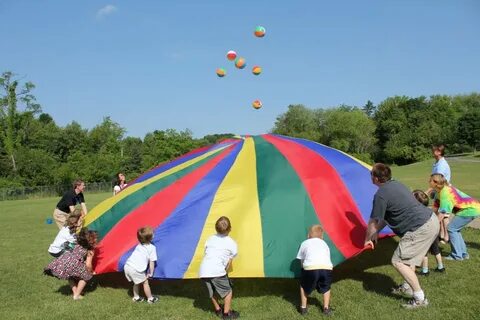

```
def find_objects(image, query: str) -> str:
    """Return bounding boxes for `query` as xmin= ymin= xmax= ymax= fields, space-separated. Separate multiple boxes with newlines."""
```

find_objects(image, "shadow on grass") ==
xmin=55 ymin=277 xmax=99 ymax=296
xmin=91 ymin=237 xmax=400 ymax=310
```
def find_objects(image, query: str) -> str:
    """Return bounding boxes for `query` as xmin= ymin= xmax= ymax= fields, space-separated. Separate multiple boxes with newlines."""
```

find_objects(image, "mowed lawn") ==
xmin=0 ymin=156 xmax=479 ymax=320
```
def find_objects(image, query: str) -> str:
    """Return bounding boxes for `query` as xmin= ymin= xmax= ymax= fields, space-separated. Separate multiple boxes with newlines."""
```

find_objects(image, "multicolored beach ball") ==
xmin=235 ymin=57 xmax=246 ymax=69
xmin=216 ymin=68 xmax=226 ymax=77
xmin=254 ymin=26 xmax=266 ymax=37
xmin=252 ymin=66 xmax=262 ymax=75
xmin=226 ymin=50 xmax=237 ymax=61
xmin=252 ymin=99 xmax=262 ymax=109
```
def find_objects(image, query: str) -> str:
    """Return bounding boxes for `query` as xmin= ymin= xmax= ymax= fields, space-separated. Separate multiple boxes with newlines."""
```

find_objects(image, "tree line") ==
xmin=1 ymin=71 xmax=479 ymax=188
xmin=272 ymin=95 xmax=480 ymax=164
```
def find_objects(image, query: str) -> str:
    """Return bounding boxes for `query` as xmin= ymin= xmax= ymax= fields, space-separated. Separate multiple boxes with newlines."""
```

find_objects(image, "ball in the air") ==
xmin=226 ymin=50 xmax=237 ymax=61
xmin=252 ymin=66 xmax=262 ymax=75
xmin=252 ymin=99 xmax=262 ymax=109
xmin=254 ymin=26 xmax=266 ymax=37
xmin=216 ymin=68 xmax=226 ymax=77
xmin=235 ymin=57 xmax=246 ymax=69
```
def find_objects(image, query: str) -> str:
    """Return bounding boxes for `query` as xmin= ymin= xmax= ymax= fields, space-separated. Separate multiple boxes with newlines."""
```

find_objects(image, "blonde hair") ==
xmin=137 ymin=226 xmax=154 ymax=244
xmin=430 ymin=173 xmax=448 ymax=190
xmin=215 ymin=216 xmax=231 ymax=235
xmin=308 ymin=225 xmax=324 ymax=239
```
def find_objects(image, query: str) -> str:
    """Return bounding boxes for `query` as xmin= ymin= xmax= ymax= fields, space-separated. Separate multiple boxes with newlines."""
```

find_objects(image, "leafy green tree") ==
xmin=323 ymin=108 xmax=376 ymax=161
xmin=0 ymin=72 xmax=41 ymax=172
xmin=362 ymin=100 xmax=376 ymax=118
xmin=457 ymin=109 xmax=480 ymax=152
xmin=272 ymin=104 xmax=323 ymax=142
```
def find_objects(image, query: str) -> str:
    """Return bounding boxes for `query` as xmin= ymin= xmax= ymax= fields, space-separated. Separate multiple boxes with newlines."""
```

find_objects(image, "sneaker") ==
xmin=297 ymin=306 xmax=308 ymax=316
xmin=402 ymin=298 xmax=429 ymax=309
xmin=147 ymin=296 xmax=159 ymax=304
xmin=132 ymin=297 xmax=145 ymax=302
xmin=434 ymin=267 xmax=445 ymax=273
xmin=418 ymin=270 xmax=430 ymax=276
xmin=222 ymin=310 xmax=240 ymax=320
xmin=391 ymin=284 xmax=413 ymax=297
xmin=323 ymin=307 xmax=333 ymax=316
xmin=463 ymin=254 xmax=470 ymax=260
xmin=445 ymin=255 xmax=463 ymax=261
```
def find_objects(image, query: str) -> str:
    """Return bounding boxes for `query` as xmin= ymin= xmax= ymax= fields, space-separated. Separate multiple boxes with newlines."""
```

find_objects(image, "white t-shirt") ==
xmin=113 ymin=183 xmax=128 ymax=195
xmin=199 ymin=234 xmax=238 ymax=278
xmin=48 ymin=227 xmax=76 ymax=254
xmin=296 ymin=238 xmax=333 ymax=270
xmin=125 ymin=243 xmax=157 ymax=273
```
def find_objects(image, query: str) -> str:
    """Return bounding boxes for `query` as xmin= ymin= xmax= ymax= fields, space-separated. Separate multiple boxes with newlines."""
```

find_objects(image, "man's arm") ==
xmin=80 ymin=202 xmax=88 ymax=216
xmin=364 ymin=218 xmax=387 ymax=249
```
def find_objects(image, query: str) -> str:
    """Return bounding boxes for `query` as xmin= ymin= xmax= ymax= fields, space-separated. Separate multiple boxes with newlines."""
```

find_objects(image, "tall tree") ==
xmin=0 ymin=72 xmax=41 ymax=172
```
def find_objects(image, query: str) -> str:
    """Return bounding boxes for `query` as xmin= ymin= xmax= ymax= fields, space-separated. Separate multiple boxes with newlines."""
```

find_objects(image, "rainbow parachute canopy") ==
xmin=84 ymin=135 xmax=391 ymax=279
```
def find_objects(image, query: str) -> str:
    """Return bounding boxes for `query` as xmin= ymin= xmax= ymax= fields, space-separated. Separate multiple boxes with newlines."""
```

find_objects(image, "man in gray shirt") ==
xmin=364 ymin=163 xmax=439 ymax=309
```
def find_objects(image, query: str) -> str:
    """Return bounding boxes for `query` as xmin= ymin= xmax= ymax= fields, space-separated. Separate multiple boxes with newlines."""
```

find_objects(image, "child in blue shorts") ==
xmin=296 ymin=225 xmax=333 ymax=316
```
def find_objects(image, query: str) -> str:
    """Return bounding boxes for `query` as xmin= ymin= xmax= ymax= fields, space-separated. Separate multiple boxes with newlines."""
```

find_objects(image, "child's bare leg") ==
xmin=142 ymin=280 xmax=153 ymax=299
xmin=210 ymin=297 xmax=221 ymax=311
xmin=300 ymin=286 xmax=308 ymax=308
xmin=421 ymin=256 xmax=428 ymax=270
xmin=132 ymin=283 xmax=140 ymax=299
xmin=443 ymin=217 xmax=450 ymax=242
xmin=73 ymin=280 xmax=87 ymax=299
xmin=69 ymin=279 xmax=78 ymax=296
xmin=323 ymin=290 xmax=331 ymax=309
xmin=223 ymin=291 xmax=233 ymax=313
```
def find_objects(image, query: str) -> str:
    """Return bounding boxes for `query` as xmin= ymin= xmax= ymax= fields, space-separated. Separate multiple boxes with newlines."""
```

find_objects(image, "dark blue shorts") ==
xmin=300 ymin=269 xmax=333 ymax=295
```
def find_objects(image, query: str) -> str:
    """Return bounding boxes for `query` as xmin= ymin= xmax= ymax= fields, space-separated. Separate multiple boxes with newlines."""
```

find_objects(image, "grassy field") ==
xmin=0 ymin=157 xmax=479 ymax=320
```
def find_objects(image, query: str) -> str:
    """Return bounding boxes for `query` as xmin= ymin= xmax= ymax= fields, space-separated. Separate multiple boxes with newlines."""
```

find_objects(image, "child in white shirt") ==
xmin=199 ymin=216 xmax=239 ymax=319
xmin=48 ymin=214 xmax=80 ymax=257
xmin=296 ymin=225 xmax=333 ymax=316
xmin=124 ymin=226 xmax=158 ymax=303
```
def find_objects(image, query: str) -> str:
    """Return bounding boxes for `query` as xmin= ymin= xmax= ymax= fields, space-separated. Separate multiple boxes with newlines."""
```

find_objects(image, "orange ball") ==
xmin=235 ymin=57 xmax=246 ymax=69
xmin=252 ymin=99 xmax=262 ymax=109
xmin=252 ymin=66 xmax=262 ymax=75
xmin=216 ymin=68 xmax=226 ymax=77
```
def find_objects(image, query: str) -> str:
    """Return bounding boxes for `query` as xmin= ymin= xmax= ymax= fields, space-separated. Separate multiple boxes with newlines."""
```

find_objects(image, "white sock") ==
xmin=413 ymin=290 xmax=425 ymax=301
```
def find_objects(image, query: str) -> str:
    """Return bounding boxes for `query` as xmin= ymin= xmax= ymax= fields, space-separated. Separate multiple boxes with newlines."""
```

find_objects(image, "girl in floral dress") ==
xmin=44 ymin=228 xmax=97 ymax=300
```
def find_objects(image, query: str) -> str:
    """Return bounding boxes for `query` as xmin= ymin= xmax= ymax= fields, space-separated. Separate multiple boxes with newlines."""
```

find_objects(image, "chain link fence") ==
xmin=0 ymin=182 xmax=112 ymax=201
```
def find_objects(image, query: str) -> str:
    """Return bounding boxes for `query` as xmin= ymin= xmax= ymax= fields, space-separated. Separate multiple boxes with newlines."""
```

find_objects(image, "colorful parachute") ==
xmin=84 ymin=134 xmax=390 ymax=279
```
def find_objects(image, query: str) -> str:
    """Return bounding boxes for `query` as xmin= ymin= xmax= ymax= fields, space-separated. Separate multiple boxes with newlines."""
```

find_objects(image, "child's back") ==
xmin=199 ymin=234 xmax=238 ymax=278
xmin=297 ymin=237 xmax=332 ymax=270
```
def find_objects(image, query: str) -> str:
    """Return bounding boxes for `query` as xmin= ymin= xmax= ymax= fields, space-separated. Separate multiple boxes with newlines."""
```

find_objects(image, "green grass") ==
xmin=1 ymin=157 xmax=479 ymax=319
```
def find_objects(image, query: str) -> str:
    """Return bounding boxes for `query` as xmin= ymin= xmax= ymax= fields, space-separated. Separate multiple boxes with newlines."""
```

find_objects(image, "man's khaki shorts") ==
xmin=392 ymin=213 xmax=440 ymax=267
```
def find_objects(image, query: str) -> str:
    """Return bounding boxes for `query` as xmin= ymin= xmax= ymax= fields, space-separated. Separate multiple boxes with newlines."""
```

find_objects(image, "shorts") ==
xmin=428 ymin=237 xmax=440 ymax=256
xmin=124 ymin=265 xmax=147 ymax=284
xmin=203 ymin=275 xmax=232 ymax=299
xmin=392 ymin=213 xmax=440 ymax=267
xmin=300 ymin=269 xmax=333 ymax=295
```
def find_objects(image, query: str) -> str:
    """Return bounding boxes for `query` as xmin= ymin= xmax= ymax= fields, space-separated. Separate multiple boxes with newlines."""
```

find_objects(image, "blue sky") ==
xmin=1 ymin=1 xmax=479 ymax=138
